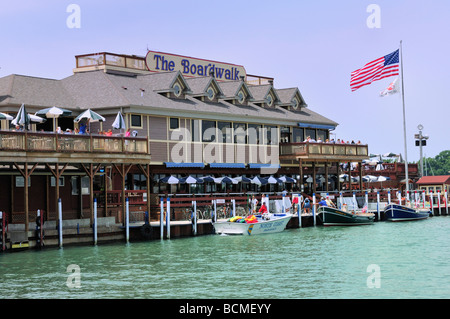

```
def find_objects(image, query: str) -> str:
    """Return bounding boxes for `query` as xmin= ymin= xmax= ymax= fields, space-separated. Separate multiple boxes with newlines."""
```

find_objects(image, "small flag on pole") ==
xmin=350 ymin=49 xmax=400 ymax=92
xmin=379 ymin=77 xmax=399 ymax=97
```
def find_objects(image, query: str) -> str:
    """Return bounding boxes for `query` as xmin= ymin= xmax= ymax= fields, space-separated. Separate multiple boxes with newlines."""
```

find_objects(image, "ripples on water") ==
xmin=1 ymin=217 xmax=450 ymax=299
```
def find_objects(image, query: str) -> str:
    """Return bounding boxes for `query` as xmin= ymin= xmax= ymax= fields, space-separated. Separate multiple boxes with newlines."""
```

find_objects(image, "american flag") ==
xmin=350 ymin=49 xmax=399 ymax=92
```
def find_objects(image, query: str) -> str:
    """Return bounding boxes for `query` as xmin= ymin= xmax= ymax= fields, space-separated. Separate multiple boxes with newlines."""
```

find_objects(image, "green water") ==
xmin=1 ymin=217 xmax=450 ymax=299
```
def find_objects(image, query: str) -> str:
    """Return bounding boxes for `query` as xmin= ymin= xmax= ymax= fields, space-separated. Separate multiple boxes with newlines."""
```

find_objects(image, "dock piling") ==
xmin=160 ymin=197 xmax=164 ymax=239
xmin=377 ymin=191 xmax=380 ymax=221
xmin=166 ymin=197 xmax=170 ymax=239
xmin=93 ymin=198 xmax=97 ymax=245
xmin=125 ymin=197 xmax=129 ymax=243
xmin=312 ymin=193 xmax=316 ymax=226
xmin=193 ymin=200 xmax=197 ymax=236
xmin=58 ymin=198 xmax=63 ymax=248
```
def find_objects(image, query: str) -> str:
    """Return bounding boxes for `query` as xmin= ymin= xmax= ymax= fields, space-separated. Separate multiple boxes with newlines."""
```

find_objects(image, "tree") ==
xmin=423 ymin=150 xmax=450 ymax=176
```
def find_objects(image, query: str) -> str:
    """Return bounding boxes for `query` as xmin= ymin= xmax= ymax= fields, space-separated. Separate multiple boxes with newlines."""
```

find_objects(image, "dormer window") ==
xmin=237 ymin=90 xmax=245 ymax=104
xmin=173 ymin=82 xmax=182 ymax=97
xmin=266 ymin=94 xmax=273 ymax=107
xmin=207 ymin=87 xmax=215 ymax=101
xmin=292 ymin=97 xmax=299 ymax=110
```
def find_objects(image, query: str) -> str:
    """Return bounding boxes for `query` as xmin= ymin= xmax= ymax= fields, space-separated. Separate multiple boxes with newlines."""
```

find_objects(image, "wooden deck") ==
xmin=280 ymin=142 xmax=369 ymax=162
xmin=0 ymin=130 xmax=151 ymax=164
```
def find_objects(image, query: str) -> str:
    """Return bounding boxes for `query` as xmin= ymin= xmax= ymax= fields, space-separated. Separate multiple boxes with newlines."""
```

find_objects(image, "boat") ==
xmin=383 ymin=204 xmax=430 ymax=221
xmin=317 ymin=206 xmax=375 ymax=226
xmin=213 ymin=213 xmax=292 ymax=235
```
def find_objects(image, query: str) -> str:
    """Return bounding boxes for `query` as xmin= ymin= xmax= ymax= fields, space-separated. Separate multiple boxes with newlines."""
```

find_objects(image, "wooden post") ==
xmin=324 ymin=162 xmax=329 ymax=192
xmin=112 ymin=163 xmax=132 ymax=225
xmin=13 ymin=162 xmax=38 ymax=232
xmin=312 ymin=162 xmax=316 ymax=194
xmin=81 ymin=163 xmax=102 ymax=226
xmin=46 ymin=163 xmax=69 ymax=223
xmin=336 ymin=162 xmax=341 ymax=192
xmin=358 ymin=162 xmax=363 ymax=191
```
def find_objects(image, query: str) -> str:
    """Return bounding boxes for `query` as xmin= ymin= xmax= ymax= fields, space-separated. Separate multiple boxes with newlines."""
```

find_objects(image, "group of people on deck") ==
xmin=12 ymin=122 xmax=132 ymax=137
xmin=303 ymin=136 xmax=362 ymax=145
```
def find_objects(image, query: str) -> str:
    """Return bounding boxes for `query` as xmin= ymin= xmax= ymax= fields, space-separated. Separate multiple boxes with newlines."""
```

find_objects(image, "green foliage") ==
xmin=423 ymin=150 xmax=450 ymax=175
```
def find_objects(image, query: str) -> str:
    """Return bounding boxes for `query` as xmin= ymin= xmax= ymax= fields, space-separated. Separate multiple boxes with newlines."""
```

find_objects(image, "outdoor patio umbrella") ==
xmin=279 ymin=176 xmax=296 ymax=183
xmin=12 ymin=104 xmax=46 ymax=129
xmin=13 ymin=103 xmax=30 ymax=129
xmin=179 ymin=176 xmax=204 ymax=184
xmin=219 ymin=176 xmax=238 ymax=184
xmin=35 ymin=106 xmax=72 ymax=118
xmin=159 ymin=175 xmax=180 ymax=184
xmin=35 ymin=106 xmax=72 ymax=131
xmin=251 ymin=176 xmax=268 ymax=186
xmin=74 ymin=109 xmax=106 ymax=133
xmin=74 ymin=109 xmax=106 ymax=123
xmin=200 ymin=176 xmax=215 ymax=183
xmin=235 ymin=176 xmax=251 ymax=183
xmin=0 ymin=112 xmax=13 ymax=120
xmin=267 ymin=176 xmax=282 ymax=184
xmin=112 ymin=111 xmax=126 ymax=130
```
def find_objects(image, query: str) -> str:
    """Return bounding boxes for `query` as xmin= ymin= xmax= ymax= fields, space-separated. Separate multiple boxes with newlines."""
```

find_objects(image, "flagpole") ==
xmin=400 ymin=40 xmax=409 ymax=193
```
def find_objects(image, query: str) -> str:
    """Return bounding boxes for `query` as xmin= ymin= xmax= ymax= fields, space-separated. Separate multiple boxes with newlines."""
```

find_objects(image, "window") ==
xmin=207 ymin=87 xmax=215 ymax=100
xmin=202 ymin=120 xmax=216 ymax=142
xmin=191 ymin=119 xmax=201 ymax=142
xmin=218 ymin=122 xmax=232 ymax=143
xmin=130 ymin=114 xmax=142 ymax=128
xmin=248 ymin=124 xmax=262 ymax=144
xmin=237 ymin=90 xmax=245 ymax=104
xmin=305 ymin=128 xmax=316 ymax=141
xmin=51 ymin=176 xmax=65 ymax=187
xmin=169 ymin=118 xmax=179 ymax=130
xmin=264 ymin=125 xmax=278 ymax=145
xmin=266 ymin=94 xmax=273 ymax=107
xmin=233 ymin=123 xmax=247 ymax=144
xmin=293 ymin=127 xmax=304 ymax=143
xmin=173 ymin=82 xmax=182 ymax=97
xmin=317 ymin=129 xmax=328 ymax=142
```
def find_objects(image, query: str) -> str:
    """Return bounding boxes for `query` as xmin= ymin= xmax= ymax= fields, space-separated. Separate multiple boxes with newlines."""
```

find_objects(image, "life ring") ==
xmin=140 ymin=224 xmax=153 ymax=240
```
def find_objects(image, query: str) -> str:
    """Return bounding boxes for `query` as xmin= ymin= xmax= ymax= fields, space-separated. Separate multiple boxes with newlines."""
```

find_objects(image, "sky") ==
xmin=0 ymin=0 xmax=448 ymax=162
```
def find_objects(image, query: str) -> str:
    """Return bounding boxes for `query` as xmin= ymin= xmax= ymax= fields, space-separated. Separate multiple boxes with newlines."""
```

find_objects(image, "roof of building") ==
xmin=0 ymin=70 xmax=338 ymax=127
xmin=416 ymin=175 xmax=450 ymax=185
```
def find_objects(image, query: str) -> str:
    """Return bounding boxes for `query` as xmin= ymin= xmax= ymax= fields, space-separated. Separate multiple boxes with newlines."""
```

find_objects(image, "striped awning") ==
xmin=209 ymin=163 xmax=246 ymax=168
xmin=298 ymin=122 xmax=336 ymax=130
xmin=164 ymin=162 xmax=205 ymax=168
xmin=248 ymin=163 xmax=281 ymax=169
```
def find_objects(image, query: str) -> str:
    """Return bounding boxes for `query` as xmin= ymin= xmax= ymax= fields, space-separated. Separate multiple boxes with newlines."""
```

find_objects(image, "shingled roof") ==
xmin=0 ymin=70 xmax=338 ymax=127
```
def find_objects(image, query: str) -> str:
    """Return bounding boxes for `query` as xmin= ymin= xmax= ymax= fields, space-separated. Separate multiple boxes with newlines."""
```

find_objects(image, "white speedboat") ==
xmin=213 ymin=213 xmax=292 ymax=236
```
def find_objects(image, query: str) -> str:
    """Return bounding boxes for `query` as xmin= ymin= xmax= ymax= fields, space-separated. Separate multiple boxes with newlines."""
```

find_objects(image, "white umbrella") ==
xmin=251 ymin=176 xmax=268 ymax=186
xmin=279 ymin=176 xmax=296 ymax=183
xmin=0 ymin=112 xmax=13 ymax=120
xmin=180 ymin=176 xmax=204 ymax=184
xmin=74 ymin=109 xmax=106 ymax=123
xmin=35 ymin=106 xmax=72 ymax=131
xmin=35 ymin=106 xmax=72 ymax=118
xmin=12 ymin=104 xmax=46 ymax=128
xmin=364 ymin=175 xmax=378 ymax=182
xmin=159 ymin=175 xmax=180 ymax=184
xmin=112 ymin=111 xmax=126 ymax=130
xmin=267 ymin=176 xmax=282 ymax=184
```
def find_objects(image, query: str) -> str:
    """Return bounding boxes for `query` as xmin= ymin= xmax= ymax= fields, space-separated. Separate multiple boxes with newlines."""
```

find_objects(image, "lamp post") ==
xmin=414 ymin=124 xmax=429 ymax=177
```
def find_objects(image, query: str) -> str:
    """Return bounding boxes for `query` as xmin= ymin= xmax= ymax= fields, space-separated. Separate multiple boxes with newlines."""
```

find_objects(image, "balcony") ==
xmin=0 ymin=131 xmax=151 ymax=164
xmin=279 ymin=142 xmax=369 ymax=162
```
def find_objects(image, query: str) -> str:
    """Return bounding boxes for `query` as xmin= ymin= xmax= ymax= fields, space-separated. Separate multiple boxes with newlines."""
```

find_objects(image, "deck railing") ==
xmin=280 ymin=142 xmax=369 ymax=158
xmin=0 ymin=130 xmax=149 ymax=154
